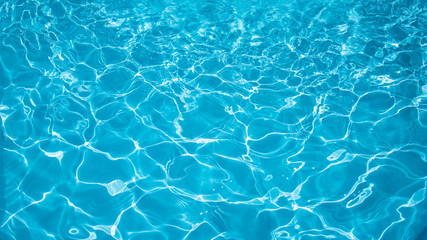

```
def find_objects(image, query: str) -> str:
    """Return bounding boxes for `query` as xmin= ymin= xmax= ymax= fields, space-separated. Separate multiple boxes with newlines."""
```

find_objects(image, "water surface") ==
xmin=1 ymin=0 xmax=427 ymax=239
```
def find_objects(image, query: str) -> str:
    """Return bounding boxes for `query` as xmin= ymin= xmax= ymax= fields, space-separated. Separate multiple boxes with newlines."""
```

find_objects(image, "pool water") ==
xmin=1 ymin=0 xmax=427 ymax=239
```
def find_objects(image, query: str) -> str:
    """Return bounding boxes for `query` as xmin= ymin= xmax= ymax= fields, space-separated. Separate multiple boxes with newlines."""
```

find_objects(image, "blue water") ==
xmin=1 ymin=0 xmax=427 ymax=239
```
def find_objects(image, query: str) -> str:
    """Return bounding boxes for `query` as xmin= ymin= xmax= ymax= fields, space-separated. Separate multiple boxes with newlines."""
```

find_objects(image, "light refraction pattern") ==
xmin=0 ymin=0 xmax=427 ymax=239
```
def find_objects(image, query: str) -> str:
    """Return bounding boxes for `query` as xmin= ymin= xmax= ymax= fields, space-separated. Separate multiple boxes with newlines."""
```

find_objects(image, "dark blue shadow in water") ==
xmin=415 ymin=226 xmax=427 ymax=240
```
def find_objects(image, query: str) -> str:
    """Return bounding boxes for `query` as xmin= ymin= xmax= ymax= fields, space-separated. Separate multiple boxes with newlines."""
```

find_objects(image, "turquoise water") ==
xmin=1 ymin=0 xmax=427 ymax=239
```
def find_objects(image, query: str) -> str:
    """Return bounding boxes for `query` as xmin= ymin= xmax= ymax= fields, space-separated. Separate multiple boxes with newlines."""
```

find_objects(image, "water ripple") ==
xmin=1 ymin=0 xmax=427 ymax=239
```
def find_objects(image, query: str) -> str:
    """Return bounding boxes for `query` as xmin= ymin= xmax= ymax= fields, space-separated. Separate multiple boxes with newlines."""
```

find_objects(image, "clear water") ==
xmin=1 ymin=0 xmax=427 ymax=239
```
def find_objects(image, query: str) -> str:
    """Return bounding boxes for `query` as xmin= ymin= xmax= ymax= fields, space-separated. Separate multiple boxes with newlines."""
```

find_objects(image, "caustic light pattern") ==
xmin=0 ymin=0 xmax=427 ymax=239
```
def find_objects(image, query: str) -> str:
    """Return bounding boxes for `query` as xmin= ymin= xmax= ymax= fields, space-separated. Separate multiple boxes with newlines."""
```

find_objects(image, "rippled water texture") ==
xmin=1 ymin=0 xmax=427 ymax=239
